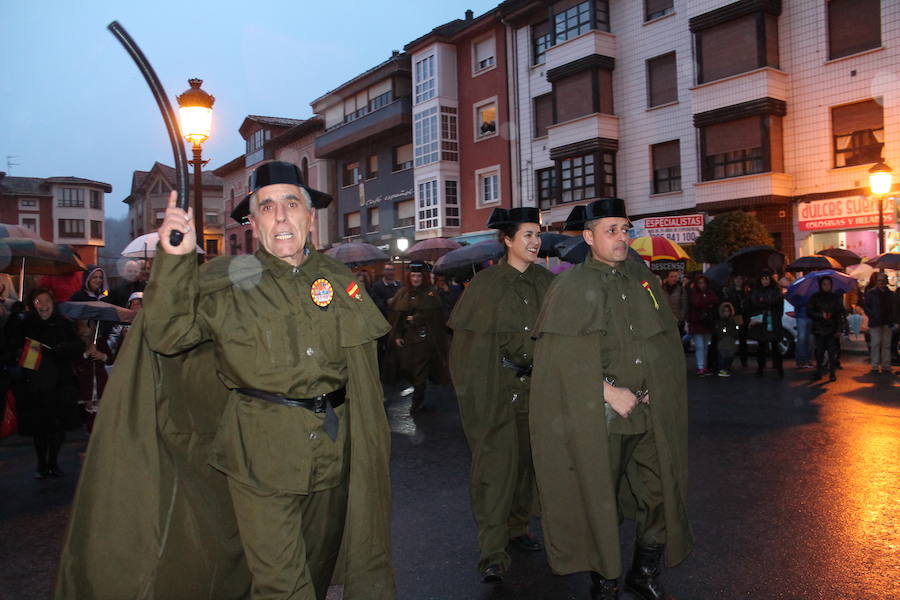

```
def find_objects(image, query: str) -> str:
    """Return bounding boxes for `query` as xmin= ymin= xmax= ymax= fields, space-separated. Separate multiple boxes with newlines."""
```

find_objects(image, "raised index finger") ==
xmin=167 ymin=190 xmax=178 ymax=209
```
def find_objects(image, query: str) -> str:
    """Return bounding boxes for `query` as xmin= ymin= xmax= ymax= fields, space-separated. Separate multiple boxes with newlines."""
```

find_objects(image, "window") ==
xmin=532 ymin=20 xmax=551 ymax=65
xmin=441 ymin=107 xmax=458 ymax=161
xmin=368 ymin=207 xmax=380 ymax=230
xmin=244 ymin=230 xmax=254 ymax=254
xmin=366 ymin=155 xmax=378 ymax=180
xmin=477 ymin=169 xmax=500 ymax=206
xmin=417 ymin=180 xmax=439 ymax=230
xmin=205 ymin=211 xmax=219 ymax=225
xmin=414 ymin=107 xmax=439 ymax=166
xmin=151 ymin=179 xmax=168 ymax=195
xmin=20 ymin=216 xmax=38 ymax=232
xmin=694 ymin=12 xmax=779 ymax=84
xmin=58 ymin=188 xmax=84 ymax=208
xmin=393 ymin=144 xmax=414 ymax=171
xmin=396 ymin=199 xmax=415 ymax=228
xmin=474 ymin=36 xmax=496 ymax=73
xmin=558 ymin=151 xmax=616 ymax=204
xmin=476 ymin=102 xmax=497 ymax=138
xmin=18 ymin=198 xmax=38 ymax=209
xmin=647 ymin=52 xmax=677 ymax=107
xmin=534 ymin=94 xmax=553 ymax=138
xmin=445 ymin=181 xmax=459 ymax=227
xmin=245 ymin=128 xmax=271 ymax=165
xmin=828 ymin=0 xmax=881 ymax=60
xmin=229 ymin=234 xmax=238 ymax=255
xmin=536 ymin=168 xmax=557 ymax=210
xmin=651 ymin=141 xmax=681 ymax=194
xmin=645 ymin=0 xmax=673 ymax=21
xmin=345 ymin=211 xmax=361 ymax=237
xmin=230 ymin=188 xmax=236 ymax=212
xmin=555 ymin=1 xmax=606 ymax=43
xmin=90 ymin=190 xmax=102 ymax=209
xmin=702 ymin=117 xmax=766 ymax=181
xmin=300 ymin=157 xmax=309 ymax=184
xmin=414 ymin=55 xmax=435 ymax=103
xmin=90 ymin=220 xmax=103 ymax=239
xmin=342 ymin=161 xmax=360 ymax=187
xmin=58 ymin=219 xmax=84 ymax=237
xmin=552 ymin=68 xmax=613 ymax=122
xmin=205 ymin=239 xmax=218 ymax=255
xmin=832 ymin=99 xmax=884 ymax=168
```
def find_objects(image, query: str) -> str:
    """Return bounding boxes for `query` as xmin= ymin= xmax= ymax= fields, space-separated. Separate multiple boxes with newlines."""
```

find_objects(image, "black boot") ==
xmin=624 ymin=543 xmax=673 ymax=600
xmin=410 ymin=384 xmax=427 ymax=413
xmin=590 ymin=572 xmax=619 ymax=600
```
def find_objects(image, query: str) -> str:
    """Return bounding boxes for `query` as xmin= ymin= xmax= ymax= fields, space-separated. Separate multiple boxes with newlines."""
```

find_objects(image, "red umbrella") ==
xmin=405 ymin=238 xmax=462 ymax=262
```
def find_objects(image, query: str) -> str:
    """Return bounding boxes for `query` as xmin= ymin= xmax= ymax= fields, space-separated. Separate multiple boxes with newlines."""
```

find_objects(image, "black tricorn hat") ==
xmin=563 ymin=205 xmax=586 ymax=231
xmin=230 ymin=161 xmax=333 ymax=224
xmin=408 ymin=261 xmax=432 ymax=273
xmin=486 ymin=207 xmax=541 ymax=229
xmin=583 ymin=197 xmax=631 ymax=225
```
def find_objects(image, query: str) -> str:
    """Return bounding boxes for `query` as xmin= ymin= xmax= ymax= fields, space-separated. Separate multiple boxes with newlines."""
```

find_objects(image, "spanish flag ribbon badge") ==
xmin=641 ymin=280 xmax=660 ymax=310
xmin=19 ymin=338 xmax=43 ymax=371
xmin=345 ymin=280 xmax=363 ymax=301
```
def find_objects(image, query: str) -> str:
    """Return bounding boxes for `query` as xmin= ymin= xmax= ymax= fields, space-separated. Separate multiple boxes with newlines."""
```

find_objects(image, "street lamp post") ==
xmin=177 ymin=78 xmax=215 ymax=256
xmin=868 ymin=160 xmax=893 ymax=256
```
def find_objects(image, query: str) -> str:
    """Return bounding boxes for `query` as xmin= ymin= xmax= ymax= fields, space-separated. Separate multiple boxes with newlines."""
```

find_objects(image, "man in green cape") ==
xmin=54 ymin=161 xmax=395 ymax=600
xmin=448 ymin=207 xmax=554 ymax=583
xmin=530 ymin=199 xmax=692 ymax=600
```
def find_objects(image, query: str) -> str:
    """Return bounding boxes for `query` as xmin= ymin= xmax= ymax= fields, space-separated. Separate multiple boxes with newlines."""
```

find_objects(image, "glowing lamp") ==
xmin=869 ymin=161 xmax=893 ymax=196
xmin=177 ymin=78 xmax=215 ymax=145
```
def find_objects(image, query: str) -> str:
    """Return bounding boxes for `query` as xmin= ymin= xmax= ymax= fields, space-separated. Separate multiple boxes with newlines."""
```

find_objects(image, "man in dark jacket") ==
xmin=749 ymin=269 xmax=784 ymax=377
xmin=863 ymin=273 xmax=896 ymax=373
xmin=807 ymin=276 xmax=845 ymax=382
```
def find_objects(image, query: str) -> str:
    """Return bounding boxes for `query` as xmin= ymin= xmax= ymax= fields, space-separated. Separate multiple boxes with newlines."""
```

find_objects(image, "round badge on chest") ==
xmin=311 ymin=278 xmax=334 ymax=309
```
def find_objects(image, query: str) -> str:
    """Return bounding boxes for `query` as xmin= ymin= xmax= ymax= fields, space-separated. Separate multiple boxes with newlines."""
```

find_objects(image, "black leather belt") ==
xmin=501 ymin=356 xmax=533 ymax=378
xmin=235 ymin=386 xmax=346 ymax=441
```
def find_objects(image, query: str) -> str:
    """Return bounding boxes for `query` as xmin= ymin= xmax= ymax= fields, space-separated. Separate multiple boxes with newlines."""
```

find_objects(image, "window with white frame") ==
xmin=396 ymin=199 xmax=415 ymax=228
xmin=445 ymin=180 xmax=459 ymax=227
xmin=414 ymin=55 xmax=435 ymax=103
xmin=19 ymin=215 xmax=38 ymax=232
xmin=18 ymin=197 xmax=38 ymax=210
xmin=90 ymin=190 xmax=103 ymax=209
xmin=476 ymin=167 xmax=500 ymax=206
xmin=58 ymin=188 xmax=84 ymax=208
xmin=441 ymin=106 xmax=458 ymax=161
xmin=417 ymin=180 xmax=439 ymax=230
xmin=473 ymin=37 xmax=496 ymax=73
xmin=475 ymin=100 xmax=497 ymax=139
xmin=414 ymin=107 xmax=439 ymax=166
xmin=58 ymin=218 xmax=85 ymax=238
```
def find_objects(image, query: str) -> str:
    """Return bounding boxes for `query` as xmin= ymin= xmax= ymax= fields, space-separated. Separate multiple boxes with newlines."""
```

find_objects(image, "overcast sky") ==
xmin=1 ymin=0 xmax=500 ymax=219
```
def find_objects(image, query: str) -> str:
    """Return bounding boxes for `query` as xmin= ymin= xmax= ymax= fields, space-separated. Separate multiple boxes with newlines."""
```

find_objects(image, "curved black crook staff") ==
xmin=107 ymin=21 xmax=189 ymax=246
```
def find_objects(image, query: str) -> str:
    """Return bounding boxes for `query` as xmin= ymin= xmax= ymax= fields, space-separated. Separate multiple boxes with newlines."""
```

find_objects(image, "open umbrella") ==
xmin=786 ymin=270 xmax=857 ymax=306
xmin=704 ymin=262 xmax=732 ymax=289
xmin=404 ymin=238 xmax=462 ymax=262
xmin=846 ymin=263 xmax=875 ymax=283
xmin=538 ymin=232 xmax=569 ymax=258
xmin=0 ymin=238 xmax=88 ymax=299
xmin=122 ymin=232 xmax=205 ymax=258
xmin=433 ymin=240 xmax=505 ymax=276
xmin=816 ymin=248 xmax=861 ymax=267
xmin=629 ymin=236 xmax=689 ymax=262
xmin=556 ymin=236 xmax=644 ymax=265
xmin=726 ymin=246 xmax=785 ymax=277
xmin=324 ymin=241 xmax=389 ymax=267
xmin=786 ymin=255 xmax=842 ymax=271
xmin=865 ymin=252 xmax=900 ymax=270
xmin=58 ymin=301 xmax=137 ymax=323
xmin=0 ymin=223 xmax=41 ymax=240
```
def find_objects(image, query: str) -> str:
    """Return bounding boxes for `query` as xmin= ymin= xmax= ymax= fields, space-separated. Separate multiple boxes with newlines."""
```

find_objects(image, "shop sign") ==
xmin=798 ymin=196 xmax=895 ymax=232
xmin=630 ymin=214 xmax=704 ymax=243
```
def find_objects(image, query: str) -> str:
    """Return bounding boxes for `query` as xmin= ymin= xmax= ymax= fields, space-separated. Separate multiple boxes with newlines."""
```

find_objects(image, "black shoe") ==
xmin=625 ymin=543 xmax=674 ymax=600
xmin=828 ymin=373 xmax=836 ymax=382
xmin=480 ymin=563 xmax=505 ymax=584
xmin=34 ymin=469 xmax=49 ymax=480
xmin=48 ymin=466 xmax=64 ymax=478
xmin=590 ymin=572 xmax=619 ymax=600
xmin=509 ymin=534 xmax=543 ymax=552
xmin=811 ymin=371 xmax=822 ymax=380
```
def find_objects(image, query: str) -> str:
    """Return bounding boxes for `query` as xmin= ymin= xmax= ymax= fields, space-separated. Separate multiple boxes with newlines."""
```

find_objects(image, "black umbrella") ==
xmin=58 ymin=301 xmax=137 ymax=323
xmin=726 ymin=246 xmax=785 ymax=277
xmin=538 ymin=232 xmax=568 ymax=258
xmin=556 ymin=236 xmax=643 ymax=265
xmin=433 ymin=240 xmax=505 ymax=276
xmin=324 ymin=242 xmax=389 ymax=267
xmin=816 ymin=247 xmax=861 ymax=267
xmin=786 ymin=255 xmax=842 ymax=272
xmin=865 ymin=252 xmax=900 ymax=270
xmin=703 ymin=262 xmax=732 ymax=289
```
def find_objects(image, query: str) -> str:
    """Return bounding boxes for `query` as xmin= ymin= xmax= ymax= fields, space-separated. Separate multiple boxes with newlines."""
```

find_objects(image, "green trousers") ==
xmin=470 ymin=408 xmax=536 ymax=571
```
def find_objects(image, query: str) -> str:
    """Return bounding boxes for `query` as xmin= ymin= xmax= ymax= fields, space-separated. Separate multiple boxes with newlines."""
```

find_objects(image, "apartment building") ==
xmin=311 ymin=52 xmax=415 ymax=254
xmin=0 ymin=172 xmax=111 ymax=264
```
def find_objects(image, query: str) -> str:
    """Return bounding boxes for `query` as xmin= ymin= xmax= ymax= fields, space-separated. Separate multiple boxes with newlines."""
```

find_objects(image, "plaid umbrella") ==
xmin=404 ymin=238 xmax=461 ymax=262
xmin=786 ymin=255 xmax=843 ymax=271
xmin=816 ymin=248 xmax=861 ymax=267
xmin=629 ymin=236 xmax=689 ymax=261
xmin=0 ymin=223 xmax=41 ymax=240
xmin=865 ymin=252 xmax=900 ymax=270
xmin=324 ymin=242 xmax=390 ymax=267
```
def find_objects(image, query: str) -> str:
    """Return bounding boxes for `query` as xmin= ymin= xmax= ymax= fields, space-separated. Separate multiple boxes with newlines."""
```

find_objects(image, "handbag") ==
xmin=1 ymin=391 xmax=17 ymax=438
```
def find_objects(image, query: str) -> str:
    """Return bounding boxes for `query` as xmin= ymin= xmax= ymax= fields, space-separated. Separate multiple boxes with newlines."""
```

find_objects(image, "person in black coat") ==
xmin=68 ymin=265 xmax=110 ymax=302
xmin=3 ymin=288 xmax=84 ymax=478
xmin=749 ymin=269 xmax=784 ymax=377
xmin=807 ymin=276 xmax=845 ymax=382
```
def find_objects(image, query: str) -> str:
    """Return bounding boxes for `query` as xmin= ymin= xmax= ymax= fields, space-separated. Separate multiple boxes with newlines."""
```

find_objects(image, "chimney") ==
xmin=392 ymin=49 xmax=400 ymax=57
xmin=465 ymin=9 xmax=473 ymax=20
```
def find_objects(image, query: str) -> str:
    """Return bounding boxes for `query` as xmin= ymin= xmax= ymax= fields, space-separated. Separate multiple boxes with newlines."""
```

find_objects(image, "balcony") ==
xmin=545 ymin=30 xmax=616 ymax=72
xmin=316 ymin=95 xmax=412 ymax=158
xmin=547 ymin=113 xmax=619 ymax=153
xmin=694 ymin=172 xmax=793 ymax=208
xmin=690 ymin=67 xmax=789 ymax=115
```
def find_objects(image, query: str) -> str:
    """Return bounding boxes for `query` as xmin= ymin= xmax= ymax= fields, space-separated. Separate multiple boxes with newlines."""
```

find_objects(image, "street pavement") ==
xmin=1 ymin=353 xmax=897 ymax=600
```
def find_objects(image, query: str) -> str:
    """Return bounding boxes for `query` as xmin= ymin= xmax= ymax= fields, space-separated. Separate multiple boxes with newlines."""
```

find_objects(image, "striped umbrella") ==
xmin=0 ymin=223 xmax=41 ymax=240
xmin=629 ymin=236 xmax=690 ymax=261
xmin=0 ymin=237 xmax=88 ymax=298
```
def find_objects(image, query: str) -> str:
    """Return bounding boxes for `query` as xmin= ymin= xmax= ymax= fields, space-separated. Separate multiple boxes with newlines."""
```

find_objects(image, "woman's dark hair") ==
xmin=26 ymin=287 xmax=56 ymax=310
xmin=496 ymin=223 xmax=523 ymax=244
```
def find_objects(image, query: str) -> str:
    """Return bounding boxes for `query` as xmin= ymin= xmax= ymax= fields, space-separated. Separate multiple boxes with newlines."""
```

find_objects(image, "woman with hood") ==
xmin=749 ymin=268 xmax=784 ymax=377
xmin=686 ymin=275 xmax=719 ymax=376
xmin=713 ymin=302 xmax=740 ymax=377
xmin=69 ymin=265 xmax=110 ymax=302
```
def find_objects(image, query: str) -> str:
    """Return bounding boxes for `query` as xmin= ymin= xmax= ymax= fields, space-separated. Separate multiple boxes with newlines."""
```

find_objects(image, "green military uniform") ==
xmin=530 ymin=255 xmax=693 ymax=578
xmin=448 ymin=258 xmax=554 ymax=572
xmin=54 ymin=247 xmax=396 ymax=600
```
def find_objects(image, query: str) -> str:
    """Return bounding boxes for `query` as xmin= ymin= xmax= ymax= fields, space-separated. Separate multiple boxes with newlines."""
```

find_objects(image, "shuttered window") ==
xmin=651 ymin=141 xmax=681 ymax=194
xmin=828 ymin=0 xmax=881 ymax=60
xmin=702 ymin=117 xmax=765 ymax=181
xmin=696 ymin=13 xmax=779 ymax=84
xmin=474 ymin=37 xmax=496 ymax=72
xmin=534 ymin=94 xmax=553 ymax=138
xmin=647 ymin=52 xmax=677 ymax=107
xmin=554 ymin=70 xmax=594 ymax=123
xmin=645 ymin=0 xmax=673 ymax=21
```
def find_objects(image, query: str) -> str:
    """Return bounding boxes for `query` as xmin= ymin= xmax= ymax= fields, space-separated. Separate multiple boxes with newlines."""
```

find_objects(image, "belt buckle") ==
xmin=416 ymin=326 xmax=428 ymax=339
xmin=312 ymin=395 xmax=327 ymax=414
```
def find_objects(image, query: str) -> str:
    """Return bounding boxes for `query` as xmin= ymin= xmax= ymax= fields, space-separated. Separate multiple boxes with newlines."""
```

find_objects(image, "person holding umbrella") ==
xmin=807 ymin=276 xmax=845 ymax=382
xmin=388 ymin=261 xmax=450 ymax=413
xmin=863 ymin=272 xmax=896 ymax=374
xmin=448 ymin=207 xmax=554 ymax=584
xmin=749 ymin=269 xmax=784 ymax=377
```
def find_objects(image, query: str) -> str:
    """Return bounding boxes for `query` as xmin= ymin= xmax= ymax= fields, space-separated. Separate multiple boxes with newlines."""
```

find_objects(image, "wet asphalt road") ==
xmin=1 ymin=353 xmax=897 ymax=600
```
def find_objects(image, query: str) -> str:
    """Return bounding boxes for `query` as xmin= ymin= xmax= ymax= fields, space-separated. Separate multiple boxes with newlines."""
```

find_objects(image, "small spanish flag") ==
xmin=641 ymin=280 xmax=660 ymax=310
xmin=346 ymin=280 xmax=362 ymax=301
xmin=19 ymin=338 xmax=43 ymax=371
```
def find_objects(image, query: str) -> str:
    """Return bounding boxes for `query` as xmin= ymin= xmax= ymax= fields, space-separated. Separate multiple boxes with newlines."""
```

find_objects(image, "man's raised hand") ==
xmin=158 ymin=190 xmax=195 ymax=255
